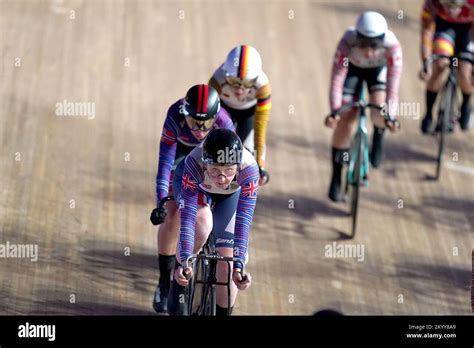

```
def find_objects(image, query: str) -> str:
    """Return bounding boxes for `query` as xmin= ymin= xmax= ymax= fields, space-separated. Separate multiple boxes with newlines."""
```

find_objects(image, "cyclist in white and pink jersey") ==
xmin=325 ymin=11 xmax=402 ymax=202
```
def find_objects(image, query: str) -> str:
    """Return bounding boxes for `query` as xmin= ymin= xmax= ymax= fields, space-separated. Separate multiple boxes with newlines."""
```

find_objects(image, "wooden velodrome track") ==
xmin=0 ymin=0 xmax=473 ymax=315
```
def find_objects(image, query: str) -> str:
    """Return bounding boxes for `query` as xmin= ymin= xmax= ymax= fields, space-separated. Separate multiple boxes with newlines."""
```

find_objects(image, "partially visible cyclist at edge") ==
xmin=168 ymin=128 xmax=259 ymax=316
xmin=209 ymin=45 xmax=271 ymax=186
xmin=419 ymin=0 xmax=474 ymax=133
xmin=149 ymin=84 xmax=234 ymax=313
xmin=325 ymin=11 xmax=402 ymax=202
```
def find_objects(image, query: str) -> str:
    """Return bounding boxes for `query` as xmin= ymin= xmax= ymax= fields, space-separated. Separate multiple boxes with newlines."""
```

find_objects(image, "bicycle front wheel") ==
xmin=436 ymin=82 xmax=454 ymax=180
xmin=205 ymin=285 xmax=216 ymax=316
xmin=188 ymin=255 xmax=210 ymax=316
xmin=201 ymin=258 xmax=217 ymax=316
xmin=349 ymin=134 xmax=363 ymax=238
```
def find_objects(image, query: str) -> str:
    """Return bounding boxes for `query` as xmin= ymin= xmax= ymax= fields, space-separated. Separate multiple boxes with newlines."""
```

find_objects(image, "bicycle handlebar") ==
xmin=184 ymin=254 xmax=247 ymax=280
xmin=159 ymin=195 xmax=174 ymax=207
xmin=150 ymin=195 xmax=175 ymax=226
xmin=424 ymin=54 xmax=474 ymax=71
xmin=329 ymin=101 xmax=395 ymax=122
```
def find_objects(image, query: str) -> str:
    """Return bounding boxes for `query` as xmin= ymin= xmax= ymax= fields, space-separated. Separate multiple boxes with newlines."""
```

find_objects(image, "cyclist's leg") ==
xmin=422 ymin=17 xmax=454 ymax=133
xmin=210 ymin=191 xmax=240 ymax=315
xmin=193 ymin=201 xmax=214 ymax=250
xmin=455 ymin=23 xmax=473 ymax=130
xmin=157 ymin=171 xmax=180 ymax=256
xmin=329 ymin=64 xmax=360 ymax=201
xmin=154 ymin=145 xmax=191 ymax=312
xmin=167 ymin=201 xmax=212 ymax=316
xmin=153 ymin=200 xmax=178 ymax=312
xmin=367 ymin=65 xmax=387 ymax=168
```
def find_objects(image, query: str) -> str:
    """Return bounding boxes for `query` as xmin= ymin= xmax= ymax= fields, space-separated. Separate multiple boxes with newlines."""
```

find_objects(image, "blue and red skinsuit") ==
xmin=155 ymin=98 xmax=234 ymax=203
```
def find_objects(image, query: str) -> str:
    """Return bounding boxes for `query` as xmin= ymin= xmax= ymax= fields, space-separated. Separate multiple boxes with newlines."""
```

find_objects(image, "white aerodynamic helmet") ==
xmin=223 ymin=45 xmax=262 ymax=81
xmin=355 ymin=11 xmax=388 ymax=39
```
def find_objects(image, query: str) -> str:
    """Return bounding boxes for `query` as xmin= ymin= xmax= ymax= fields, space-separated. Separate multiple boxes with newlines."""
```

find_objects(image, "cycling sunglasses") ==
xmin=185 ymin=116 xmax=216 ymax=131
xmin=225 ymin=76 xmax=258 ymax=89
xmin=358 ymin=42 xmax=382 ymax=49
xmin=357 ymin=38 xmax=384 ymax=49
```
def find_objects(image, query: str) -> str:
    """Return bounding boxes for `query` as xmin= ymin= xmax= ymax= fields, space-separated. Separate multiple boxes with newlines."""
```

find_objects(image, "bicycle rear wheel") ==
xmin=349 ymin=134 xmax=363 ymax=238
xmin=435 ymin=82 xmax=454 ymax=180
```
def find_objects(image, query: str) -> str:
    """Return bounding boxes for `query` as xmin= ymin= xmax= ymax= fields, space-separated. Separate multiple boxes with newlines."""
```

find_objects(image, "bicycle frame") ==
xmin=436 ymin=66 xmax=456 ymax=179
xmin=329 ymin=89 xmax=391 ymax=237
xmin=347 ymin=108 xmax=370 ymax=188
xmin=186 ymin=235 xmax=243 ymax=316
xmin=434 ymin=56 xmax=459 ymax=133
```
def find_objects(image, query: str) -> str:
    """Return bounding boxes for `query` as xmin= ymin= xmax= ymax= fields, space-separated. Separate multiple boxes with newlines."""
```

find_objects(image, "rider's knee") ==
xmin=338 ymin=111 xmax=358 ymax=128
xmin=216 ymin=260 xmax=233 ymax=281
xmin=216 ymin=247 xmax=234 ymax=276
xmin=427 ymin=58 xmax=449 ymax=89
xmin=192 ymin=207 xmax=212 ymax=251
xmin=370 ymin=113 xmax=386 ymax=128
xmin=457 ymin=63 xmax=472 ymax=89
xmin=196 ymin=207 xmax=212 ymax=233
xmin=432 ymin=58 xmax=450 ymax=74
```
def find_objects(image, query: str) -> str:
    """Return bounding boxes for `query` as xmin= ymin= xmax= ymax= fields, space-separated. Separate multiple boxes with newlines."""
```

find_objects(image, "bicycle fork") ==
xmin=347 ymin=131 xmax=369 ymax=187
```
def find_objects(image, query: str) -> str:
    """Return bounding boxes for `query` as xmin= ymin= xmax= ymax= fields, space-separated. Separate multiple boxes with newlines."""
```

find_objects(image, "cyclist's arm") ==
xmin=254 ymin=81 xmax=272 ymax=168
xmin=177 ymin=156 xmax=203 ymax=266
xmin=385 ymin=33 xmax=403 ymax=117
xmin=330 ymin=35 xmax=350 ymax=113
xmin=234 ymin=162 xmax=260 ymax=269
xmin=156 ymin=116 xmax=178 ymax=204
xmin=421 ymin=0 xmax=436 ymax=61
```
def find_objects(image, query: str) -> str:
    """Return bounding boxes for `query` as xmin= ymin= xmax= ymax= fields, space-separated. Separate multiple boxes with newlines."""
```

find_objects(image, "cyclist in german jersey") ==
xmin=149 ymin=84 xmax=234 ymax=313
xmin=167 ymin=129 xmax=259 ymax=316
xmin=325 ymin=11 xmax=402 ymax=202
xmin=209 ymin=45 xmax=271 ymax=186
xmin=419 ymin=0 xmax=474 ymax=132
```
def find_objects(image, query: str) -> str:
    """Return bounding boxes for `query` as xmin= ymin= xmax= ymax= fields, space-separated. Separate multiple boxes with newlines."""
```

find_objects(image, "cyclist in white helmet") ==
xmin=325 ymin=11 xmax=402 ymax=202
xmin=209 ymin=45 xmax=271 ymax=186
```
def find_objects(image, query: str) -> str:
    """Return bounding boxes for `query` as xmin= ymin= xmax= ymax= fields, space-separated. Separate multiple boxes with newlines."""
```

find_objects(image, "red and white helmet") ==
xmin=223 ymin=45 xmax=262 ymax=81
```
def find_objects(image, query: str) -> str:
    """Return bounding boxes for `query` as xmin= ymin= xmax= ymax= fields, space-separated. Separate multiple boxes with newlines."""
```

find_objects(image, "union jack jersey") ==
xmin=176 ymin=144 xmax=260 ymax=266
xmin=155 ymin=98 xmax=234 ymax=202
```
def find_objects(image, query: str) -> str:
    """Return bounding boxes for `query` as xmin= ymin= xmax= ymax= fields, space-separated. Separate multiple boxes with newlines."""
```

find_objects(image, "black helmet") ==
xmin=202 ymin=129 xmax=243 ymax=165
xmin=184 ymin=84 xmax=220 ymax=121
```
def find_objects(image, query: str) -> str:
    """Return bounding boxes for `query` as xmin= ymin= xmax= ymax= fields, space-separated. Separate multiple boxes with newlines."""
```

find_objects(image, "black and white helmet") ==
xmin=202 ymin=129 xmax=243 ymax=165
